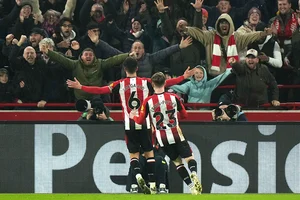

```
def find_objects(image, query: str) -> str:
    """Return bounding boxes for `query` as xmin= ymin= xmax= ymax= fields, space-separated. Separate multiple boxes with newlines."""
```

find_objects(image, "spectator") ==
xmin=122 ymin=37 xmax=192 ymax=78
xmin=181 ymin=1 xmax=273 ymax=77
xmin=39 ymin=43 xmax=131 ymax=100
xmin=42 ymin=9 xmax=61 ymax=36
xmin=212 ymin=100 xmax=248 ymax=121
xmin=248 ymin=23 xmax=282 ymax=77
xmin=39 ymin=38 xmax=73 ymax=104
xmin=8 ymin=45 xmax=48 ymax=107
xmin=237 ymin=7 xmax=267 ymax=60
xmin=230 ymin=49 xmax=280 ymax=108
xmin=0 ymin=68 xmax=14 ymax=103
xmin=170 ymin=65 xmax=231 ymax=109
xmin=154 ymin=0 xmax=205 ymax=76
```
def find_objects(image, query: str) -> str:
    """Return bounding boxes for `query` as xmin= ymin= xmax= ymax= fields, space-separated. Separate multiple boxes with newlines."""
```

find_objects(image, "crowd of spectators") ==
xmin=1 ymin=0 xmax=300 ymax=110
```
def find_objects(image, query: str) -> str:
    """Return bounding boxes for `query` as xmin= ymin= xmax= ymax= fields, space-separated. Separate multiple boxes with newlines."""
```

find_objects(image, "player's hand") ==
xmin=129 ymin=108 xmax=138 ymax=119
xmin=66 ymin=77 xmax=82 ymax=89
xmin=183 ymin=66 xmax=196 ymax=79
xmin=179 ymin=36 xmax=193 ymax=49
xmin=271 ymin=100 xmax=280 ymax=107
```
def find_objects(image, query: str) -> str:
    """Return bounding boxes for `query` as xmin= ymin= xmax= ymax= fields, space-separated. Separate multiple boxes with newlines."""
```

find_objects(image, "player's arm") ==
xmin=66 ymin=78 xmax=119 ymax=94
xmin=165 ymin=66 xmax=195 ymax=87
xmin=131 ymin=101 xmax=150 ymax=125
xmin=176 ymin=95 xmax=188 ymax=119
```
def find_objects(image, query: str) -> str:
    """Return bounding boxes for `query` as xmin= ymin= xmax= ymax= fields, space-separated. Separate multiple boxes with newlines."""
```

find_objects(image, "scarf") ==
xmin=130 ymin=29 xmax=144 ymax=38
xmin=211 ymin=34 xmax=239 ymax=72
xmin=273 ymin=12 xmax=297 ymax=40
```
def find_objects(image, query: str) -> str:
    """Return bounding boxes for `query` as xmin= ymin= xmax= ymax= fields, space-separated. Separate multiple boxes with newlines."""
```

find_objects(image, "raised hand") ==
xmin=17 ymin=35 xmax=27 ymax=46
xmin=39 ymin=43 xmax=49 ymax=54
xmin=179 ymin=36 xmax=193 ymax=49
xmin=88 ymin=30 xmax=100 ymax=44
xmin=154 ymin=0 xmax=168 ymax=13
xmin=15 ymin=0 xmax=22 ymax=6
xmin=129 ymin=51 xmax=137 ymax=59
xmin=5 ymin=34 xmax=14 ymax=45
xmin=56 ymin=40 xmax=70 ymax=48
xmin=71 ymin=40 xmax=80 ymax=50
xmin=139 ymin=2 xmax=147 ymax=13
xmin=190 ymin=0 xmax=203 ymax=11
xmin=123 ymin=0 xmax=129 ymax=14
xmin=19 ymin=81 xmax=25 ymax=88
xmin=183 ymin=66 xmax=196 ymax=79
xmin=66 ymin=77 xmax=82 ymax=89
xmin=228 ymin=57 xmax=236 ymax=64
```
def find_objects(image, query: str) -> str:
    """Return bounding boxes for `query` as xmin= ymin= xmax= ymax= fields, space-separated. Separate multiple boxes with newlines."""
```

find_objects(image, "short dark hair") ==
xmin=277 ymin=0 xmax=291 ymax=3
xmin=151 ymin=72 xmax=166 ymax=88
xmin=218 ymin=0 xmax=230 ymax=2
xmin=82 ymin=48 xmax=95 ymax=54
xmin=123 ymin=57 xmax=138 ymax=74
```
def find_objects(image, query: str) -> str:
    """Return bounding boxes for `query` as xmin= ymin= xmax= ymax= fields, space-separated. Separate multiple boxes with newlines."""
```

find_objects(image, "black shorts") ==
xmin=125 ymin=129 xmax=153 ymax=153
xmin=161 ymin=140 xmax=192 ymax=161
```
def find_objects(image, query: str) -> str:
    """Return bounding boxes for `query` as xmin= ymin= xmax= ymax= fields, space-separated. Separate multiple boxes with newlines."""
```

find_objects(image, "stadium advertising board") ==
xmin=0 ymin=123 xmax=299 ymax=193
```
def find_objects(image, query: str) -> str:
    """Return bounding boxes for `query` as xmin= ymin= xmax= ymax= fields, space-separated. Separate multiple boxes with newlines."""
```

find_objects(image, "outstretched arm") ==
xmin=66 ymin=78 xmax=111 ymax=94
xmin=165 ymin=66 xmax=196 ymax=87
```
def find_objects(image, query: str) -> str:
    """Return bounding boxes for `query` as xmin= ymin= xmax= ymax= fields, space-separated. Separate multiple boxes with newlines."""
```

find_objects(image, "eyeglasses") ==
xmin=62 ymin=24 xmax=72 ymax=28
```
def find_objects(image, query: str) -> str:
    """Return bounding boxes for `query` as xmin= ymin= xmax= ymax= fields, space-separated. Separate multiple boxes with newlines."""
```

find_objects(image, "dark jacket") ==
xmin=0 ymin=81 xmax=14 ymax=103
xmin=231 ymin=62 xmax=279 ymax=108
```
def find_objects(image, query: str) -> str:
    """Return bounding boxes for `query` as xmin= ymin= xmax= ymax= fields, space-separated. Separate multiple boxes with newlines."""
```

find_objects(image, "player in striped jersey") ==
xmin=67 ymin=57 xmax=195 ymax=194
xmin=130 ymin=72 xmax=202 ymax=195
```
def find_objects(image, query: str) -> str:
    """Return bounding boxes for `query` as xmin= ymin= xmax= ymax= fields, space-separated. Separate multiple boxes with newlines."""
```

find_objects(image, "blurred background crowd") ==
xmin=1 ymin=0 xmax=300 ymax=110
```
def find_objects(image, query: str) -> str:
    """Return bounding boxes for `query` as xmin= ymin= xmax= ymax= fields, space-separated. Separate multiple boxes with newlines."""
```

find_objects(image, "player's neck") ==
xmin=154 ymin=87 xmax=165 ymax=94
xmin=126 ymin=73 xmax=137 ymax=78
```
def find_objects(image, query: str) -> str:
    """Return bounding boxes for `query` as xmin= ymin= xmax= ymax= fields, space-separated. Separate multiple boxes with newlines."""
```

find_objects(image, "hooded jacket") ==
xmin=47 ymin=50 xmax=128 ymax=100
xmin=170 ymin=66 xmax=231 ymax=107
xmin=186 ymin=13 xmax=266 ymax=76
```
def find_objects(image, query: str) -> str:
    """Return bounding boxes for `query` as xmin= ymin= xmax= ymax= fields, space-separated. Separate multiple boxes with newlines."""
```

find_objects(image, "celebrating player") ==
xmin=129 ymin=72 xmax=202 ymax=195
xmin=67 ymin=57 xmax=195 ymax=194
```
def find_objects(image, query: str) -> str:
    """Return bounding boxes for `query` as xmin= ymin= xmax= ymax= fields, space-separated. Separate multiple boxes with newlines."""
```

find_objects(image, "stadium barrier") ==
xmin=0 ymin=122 xmax=299 ymax=194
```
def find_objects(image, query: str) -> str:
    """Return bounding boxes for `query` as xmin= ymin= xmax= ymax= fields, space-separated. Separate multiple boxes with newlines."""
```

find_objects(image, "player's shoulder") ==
xmin=165 ymin=92 xmax=180 ymax=99
xmin=109 ymin=78 xmax=123 ymax=88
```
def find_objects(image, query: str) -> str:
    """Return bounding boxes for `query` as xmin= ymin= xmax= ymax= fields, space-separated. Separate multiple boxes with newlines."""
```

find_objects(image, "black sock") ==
xmin=176 ymin=164 xmax=192 ymax=187
xmin=188 ymin=159 xmax=197 ymax=173
xmin=130 ymin=158 xmax=141 ymax=176
xmin=146 ymin=157 xmax=156 ymax=183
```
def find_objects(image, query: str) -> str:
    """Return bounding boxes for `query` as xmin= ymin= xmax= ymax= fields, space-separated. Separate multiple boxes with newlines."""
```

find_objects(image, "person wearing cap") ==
xmin=179 ymin=0 xmax=274 ymax=77
xmin=170 ymin=65 xmax=232 ymax=110
xmin=229 ymin=49 xmax=280 ymax=108
xmin=247 ymin=23 xmax=282 ymax=77
xmin=0 ymin=68 xmax=14 ymax=103
xmin=202 ymin=0 xmax=260 ymax=29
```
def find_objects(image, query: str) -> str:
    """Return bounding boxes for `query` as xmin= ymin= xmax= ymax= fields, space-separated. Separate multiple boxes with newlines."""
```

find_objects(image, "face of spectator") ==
xmin=246 ymin=55 xmax=259 ymax=69
xmin=21 ymin=5 xmax=32 ymax=18
xmin=91 ymin=4 xmax=103 ymax=20
xmin=249 ymin=12 xmax=260 ymax=25
xmin=176 ymin=20 xmax=188 ymax=36
xmin=61 ymin=22 xmax=73 ymax=37
xmin=278 ymin=0 xmax=291 ymax=14
xmin=23 ymin=47 xmax=37 ymax=64
xmin=30 ymin=33 xmax=43 ymax=47
xmin=194 ymin=68 xmax=204 ymax=82
xmin=46 ymin=13 xmax=59 ymax=25
xmin=81 ymin=51 xmax=95 ymax=65
xmin=0 ymin=74 xmax=8 ymax=84
xmin=132 ymin=21 xmax=142 ymax=32
xmin=218 ymin=19 xmax=230 ymax=36
xmin=218 ymin=0 xmax=231 ymax=14
xmin=202 ymin=16 xmax=208 ymax=25
xmin=131 ymin=42 xmax=145 ymax=60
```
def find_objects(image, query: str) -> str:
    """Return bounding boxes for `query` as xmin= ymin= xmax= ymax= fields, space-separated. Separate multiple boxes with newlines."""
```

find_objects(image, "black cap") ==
xmin=86 ymin=21 xmax=99 ymax=30
xmin=162 ymin=68 xmax=173 ymax=77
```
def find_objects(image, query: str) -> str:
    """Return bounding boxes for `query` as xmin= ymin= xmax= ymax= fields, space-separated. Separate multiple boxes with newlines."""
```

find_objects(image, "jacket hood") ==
xmin=215 ymin=14 xmax=235 ymax=38
xmin=191 ymin=65 xmax=207 ymax=87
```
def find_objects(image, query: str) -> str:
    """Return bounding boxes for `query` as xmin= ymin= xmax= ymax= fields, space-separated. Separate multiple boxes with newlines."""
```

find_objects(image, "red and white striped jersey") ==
xmin=81 ymin=75 xmax=185 ymax=131
xmin=133 ymin=92 xmax=188 ymax=147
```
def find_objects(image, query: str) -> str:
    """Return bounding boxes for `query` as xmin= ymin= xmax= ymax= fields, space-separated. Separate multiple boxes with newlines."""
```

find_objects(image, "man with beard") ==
xmin=180 ymin=0 xmax=273 ymax=77
xmin=8 ymin=45 xmax=48 ymax=108
xmin=229 ymin=49 xmax=280 ymax=109
xmin=39 ymin=43 xmax=132 ymax=100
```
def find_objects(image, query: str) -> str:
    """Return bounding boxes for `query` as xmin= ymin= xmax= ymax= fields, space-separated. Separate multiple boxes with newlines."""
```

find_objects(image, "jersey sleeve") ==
xmin=133 ymin=99 xmax=150 ymax=124
xmin=175 ymin=95 xmax=188 ymax=119
xmin=81 ymin=80 xmax=121 ymax=94
xmin=165 ymin=75 xmax=185 ymax=87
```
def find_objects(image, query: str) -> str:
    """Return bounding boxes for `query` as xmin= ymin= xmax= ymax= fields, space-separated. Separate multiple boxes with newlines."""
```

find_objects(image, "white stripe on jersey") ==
xmin=157 ymin=94 xmax=176 ymax=145
xmin=119 ymin=81 xmax=130 ymax=130
xmin=142 ymin=79 xmax=151 ymax=129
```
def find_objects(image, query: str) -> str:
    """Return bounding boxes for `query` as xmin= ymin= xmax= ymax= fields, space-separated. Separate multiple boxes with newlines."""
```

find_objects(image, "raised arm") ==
xmin=100 ymin=53 xmax=128 ymax=70
xmin=165 ymin=66 xmax=196 ymax=87
xmin=44 ymin=49 xmax=77 ymax=71
xmin=170 ymin=81 xmax=190 ymax=94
